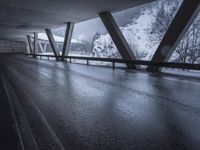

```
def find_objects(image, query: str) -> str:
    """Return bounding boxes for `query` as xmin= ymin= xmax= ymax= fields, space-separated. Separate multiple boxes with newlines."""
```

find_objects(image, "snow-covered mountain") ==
xmin=91 ymin=33 xmax=119 ymax=58
xmin=52 ymin=0 xmax=186 ymax=62
xmin=91 ymin=0 xmax=182 ymax=60
xmin=92 ymin=8 xmax=157 ymax=59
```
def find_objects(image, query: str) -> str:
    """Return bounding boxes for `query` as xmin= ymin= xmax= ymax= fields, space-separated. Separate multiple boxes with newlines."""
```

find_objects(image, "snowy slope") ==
xmin=92 ymin=33 xmax=119 ymax=58
xmin=91 ymin=0 xmax=181 ymax=60
xmin=120 ymin=8 xmax=158 ymax=60
xmin=91 ymin=7 xmax=158 ymax=60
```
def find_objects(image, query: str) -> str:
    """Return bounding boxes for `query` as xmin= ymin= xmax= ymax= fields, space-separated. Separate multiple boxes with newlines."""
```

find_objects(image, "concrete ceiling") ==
xmin=0 ymin=0 xmax=155 ymax=41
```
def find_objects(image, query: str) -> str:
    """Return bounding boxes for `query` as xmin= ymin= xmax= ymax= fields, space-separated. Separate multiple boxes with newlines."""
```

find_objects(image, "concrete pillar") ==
xmin=62 ymin=22 xmax=74 ymax=58
xmin=25 ymin=38 xmax=30 ymax=53
xmin=39 ymin=41 xmax=44 ymax=53
xmin=148 ymin=0 xmax=200 ymax=72
xmin=99 ymin=12 xmax=139 ymax=69
xmin=34 ymin=32 xmax=38 ymax=54
xmin=45 ymin=29 xmax=60 ymax=60
xmin=27 ymin=35 xmax=33 ymax=54
xmin=44 ymin=42 xmax=47 ymax=52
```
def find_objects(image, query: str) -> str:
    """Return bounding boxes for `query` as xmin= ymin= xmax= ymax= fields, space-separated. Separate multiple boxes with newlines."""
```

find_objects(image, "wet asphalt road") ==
xmin=0 ymin=55 xmax=200 ymax=150
xmin=0 ymin=79 xmax=22 ymax=150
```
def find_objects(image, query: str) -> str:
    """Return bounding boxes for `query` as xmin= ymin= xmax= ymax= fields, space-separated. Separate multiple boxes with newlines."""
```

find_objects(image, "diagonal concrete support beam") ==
xmin=27 ymin=35 xmax=33 ymax=54
xmin=45 ymin=29 xmax=60 ymax=60
xmin=62 ymin=22 xmax=74 ymax=58
xmin=39 ymin=41 xmax=44 ymax=53
xmin=34 ymin=32 xmax=38 ymax=55
xmin=99 ymin=12 xmax=139 ymax=69
xmin=148 ymin=0 xmax=200 ymax=72
xmin=25 ymin=39 xmax=30 ymax=54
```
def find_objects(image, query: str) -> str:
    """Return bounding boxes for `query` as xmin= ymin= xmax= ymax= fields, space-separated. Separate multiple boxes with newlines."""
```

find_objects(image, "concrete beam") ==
xmin=38 ymin=41 xmax=44 ymax=53
xmin=34 ymin=32 xmax=38 ymax=54
xmin=27 ymin=35 xmax=33 ymax=54
xmin=62 ymin=22 xmax=74 ymax=58
xmin=25 ymin=39 xmax=30 ymax=53
xmin=99 ymin=12 xmax=139 ymax=69
xmin=45 ymin=29 xmax=60 ymax=60
xmin=148 ymin=0 xmax=200 ymax=72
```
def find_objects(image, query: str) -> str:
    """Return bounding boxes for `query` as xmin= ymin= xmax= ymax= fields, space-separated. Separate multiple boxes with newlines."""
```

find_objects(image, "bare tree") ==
xmin=174 ymin=37 xmax=190 ymax=63
xmin=148 ymin=0 xmax=200 ymax=64
xmin=174 ymin=16 xmax=200 ymax=64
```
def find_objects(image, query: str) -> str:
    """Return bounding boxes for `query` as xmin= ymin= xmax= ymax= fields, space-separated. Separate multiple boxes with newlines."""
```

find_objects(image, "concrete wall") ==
xmin=0 ymin=40 xmax=26 ymax=53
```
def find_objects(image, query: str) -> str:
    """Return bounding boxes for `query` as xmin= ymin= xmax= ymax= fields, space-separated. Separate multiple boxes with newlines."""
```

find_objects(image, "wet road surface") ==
xmin=0 ymin=78 xmax=22 ymax=150
xmin=0 ymin=55 xmax=200 ymax=150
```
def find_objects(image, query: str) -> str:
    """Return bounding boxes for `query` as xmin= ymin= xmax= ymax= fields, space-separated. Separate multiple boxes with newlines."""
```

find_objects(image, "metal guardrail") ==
xmin=25 ymin=53 xmax=200 ymax=71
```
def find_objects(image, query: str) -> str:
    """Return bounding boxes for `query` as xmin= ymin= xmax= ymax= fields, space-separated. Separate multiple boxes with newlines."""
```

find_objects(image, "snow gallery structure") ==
xmin=0 ymin=0 xmax=200 ymax=71
xmin=29 ymin=33 xmax=83 ymax=54
xmin=0 ymin=0 xmax=200 ymax=150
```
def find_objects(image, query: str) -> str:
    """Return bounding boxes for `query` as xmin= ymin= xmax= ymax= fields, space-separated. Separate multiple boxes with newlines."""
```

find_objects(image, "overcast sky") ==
xmin=73 ymin=18 xmax=107 ymax=41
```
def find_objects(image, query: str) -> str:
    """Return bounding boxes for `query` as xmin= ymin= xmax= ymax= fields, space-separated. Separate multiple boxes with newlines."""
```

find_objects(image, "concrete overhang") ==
xmin=0 ymin=0 xmax=155 ymax=41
